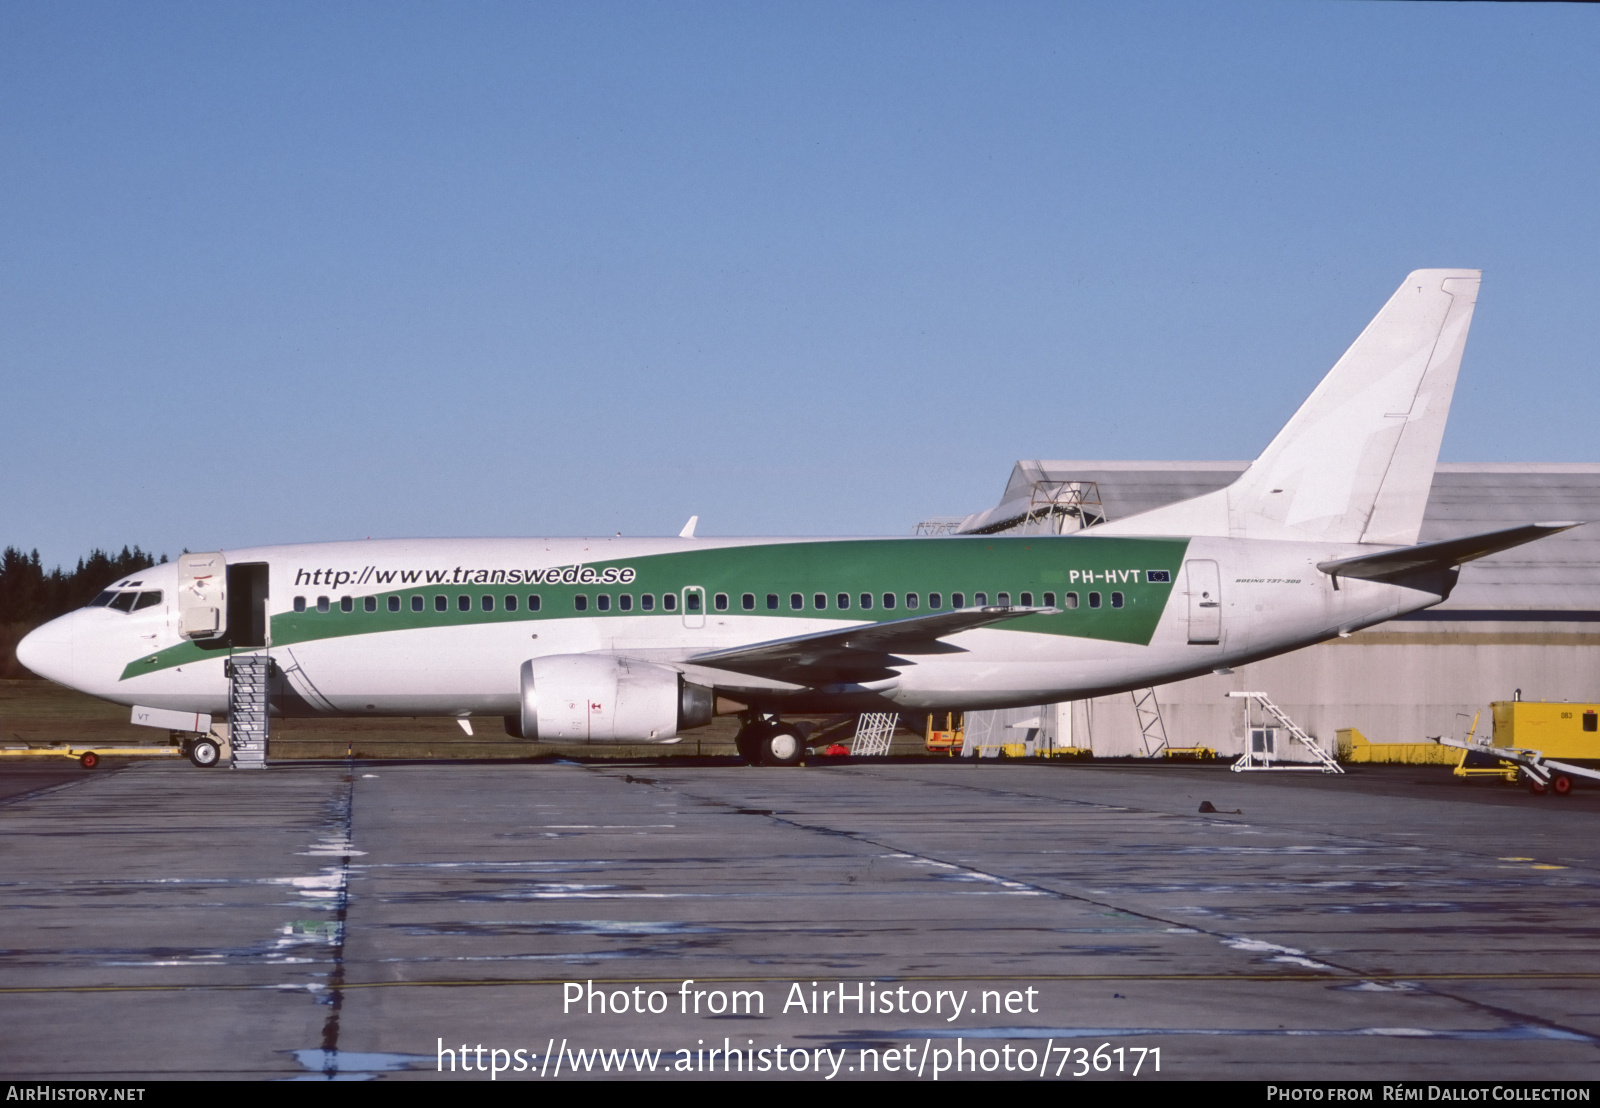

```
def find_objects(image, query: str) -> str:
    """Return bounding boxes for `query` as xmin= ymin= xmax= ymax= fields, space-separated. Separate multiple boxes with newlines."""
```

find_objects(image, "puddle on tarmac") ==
xmin=873 ymin=1023 xmax=1595 ymax=1043
xmin=393 ymin=919 xmax=726 ymax=937
xmin=287 ymin=1048 xmax=433 ymax=1080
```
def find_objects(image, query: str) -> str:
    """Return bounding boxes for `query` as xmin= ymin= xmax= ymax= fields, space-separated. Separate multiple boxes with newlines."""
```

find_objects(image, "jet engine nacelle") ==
xmin=515 ymin=654 xmax=714 ymax=743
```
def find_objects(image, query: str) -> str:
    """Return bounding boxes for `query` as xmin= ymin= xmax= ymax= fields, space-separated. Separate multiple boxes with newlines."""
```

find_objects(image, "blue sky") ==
xmin=3 ymin=2 xmax=1596 ymax=568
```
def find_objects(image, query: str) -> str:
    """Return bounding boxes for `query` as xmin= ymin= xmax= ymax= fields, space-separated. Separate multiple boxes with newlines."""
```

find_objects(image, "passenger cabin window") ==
xmin=836 ymin=593 xmax=850 ymax=609
xmin=365 ymin=596 xmax=377 ymax=613
xmin=389 ymin=596 xmax=401 ymax=612
xmin=685 ymin=592 xmax=701 ymax=613
xmin=528 ymin=595 xmax=541 ymax=611
xmin=457 ymin=595 xmax=471 ymax=612
xmin=859 ymin=593 xmax=873 ymax=610
xmin=294 ymin=596 xmax=307 ymax=613
xmin=951 ymin=592 xmax=964 ymax=608
xmin=1089 ymin=592 xmax=1102 ymax=609
xmin=663 ymin=593 xmax=677 ymax=612
xmin=132 ymin=591 xmax=162 ymax=611
xmin=1064 ymin=592 xmax=1079 ymax=609
xmin=975 ymin=592 xmax=988 ymax=606
xmin=1020 ymin=592 xmax=1033 ymax=607
xmin=928 ymin=592 xmax=942 ymax=609
xmin=742 ymin=593 xmax=755 ymax=611
xmin=997 ymin=592 xmax=1010 ymax=607
xmin=482 ymin=595 xmax=495 ymax=612
xmin=814 ymin=594 xmax=827 ymax=609
xmin=790 ymin=593 xmax=803 ymax=611
xmin=766 ymin=594 xmax=779 ymax=610
xmin=505 ymin=595 xmax=518 ymax=611
xmin=1111 ymin=592 xmax=1124 ymax=608
xmin=598 ymin=595 xmax=610 ymax=611
xmin=1043 ymin=592 xmax=1055 ymax=608
xmin=619 ymin=594 xmax=632 ymax=611
xmin=881 ymin=593 xmax=895 ymax=609
xmin=412 ymin=596 xmax=424 ymax=612
xmin=317 ymin=596 xmax=330 ymax=613
xmin=574 ymin=595 xmax=588 ymax=611
xmin=905 ymin=593 xmax=918 ymax=609
xmin=641 ymin=594 xmax=654 ymax=611
xmin=714 ymin=593 xmax=728 ymax=611
xmin=434 ymin=595 xmax=447 ymax=612
xmin=341 ymin=597 xmax=354 ymax=613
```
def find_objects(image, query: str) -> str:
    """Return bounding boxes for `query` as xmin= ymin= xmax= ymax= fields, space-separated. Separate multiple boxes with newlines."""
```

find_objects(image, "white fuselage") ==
xmin=19 ymin=532 xmax=1443 ymax=727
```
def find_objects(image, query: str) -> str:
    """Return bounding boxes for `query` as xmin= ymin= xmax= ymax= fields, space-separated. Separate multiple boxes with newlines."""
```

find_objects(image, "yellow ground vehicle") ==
xmin=1440 ymin=701 xmax=1600 ymax=797
xmin=926 ymin=711 xmax=964 ymax=755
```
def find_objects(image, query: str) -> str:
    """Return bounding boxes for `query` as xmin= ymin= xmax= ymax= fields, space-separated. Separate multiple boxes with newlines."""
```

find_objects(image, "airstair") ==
xmin=227 ymin=655 xmax=273 ymax=769
xmin=850 ymin=713 xmax=899 ymax=757
xmin=1227 ymin=691 xmax=1342 ymax=774
xmin=1130 ymin=687 xmax=1170 ymax=757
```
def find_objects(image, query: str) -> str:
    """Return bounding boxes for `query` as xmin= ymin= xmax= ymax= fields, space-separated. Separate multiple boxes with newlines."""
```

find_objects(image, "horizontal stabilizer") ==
xmin=1316 ymin=522 xmax=1584 ymax=583
xmin=690 ymin=606 xmax=1053 ymax=684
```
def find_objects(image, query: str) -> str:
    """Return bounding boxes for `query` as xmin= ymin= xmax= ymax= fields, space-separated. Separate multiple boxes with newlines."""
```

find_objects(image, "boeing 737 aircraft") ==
xmin=18 ymin=270 xmax=1580 ymax=766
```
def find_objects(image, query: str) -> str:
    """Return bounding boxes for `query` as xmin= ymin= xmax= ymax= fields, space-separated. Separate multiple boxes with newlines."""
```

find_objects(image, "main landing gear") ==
xmin=734 ymin=714 xmax=806 ymax=767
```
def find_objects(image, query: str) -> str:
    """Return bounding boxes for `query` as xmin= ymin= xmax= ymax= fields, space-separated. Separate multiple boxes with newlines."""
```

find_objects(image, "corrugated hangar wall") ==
xmin=968 ymin=463 xmax=1600 ymax=758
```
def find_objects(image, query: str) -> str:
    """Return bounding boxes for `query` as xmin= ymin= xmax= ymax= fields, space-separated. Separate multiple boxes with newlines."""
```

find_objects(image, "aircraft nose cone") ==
xmin=16 ymin=618 xmax=74 ymax=685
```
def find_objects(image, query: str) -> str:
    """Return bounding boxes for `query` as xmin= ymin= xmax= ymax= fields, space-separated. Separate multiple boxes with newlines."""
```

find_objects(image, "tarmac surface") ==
xmin=1 ymin=756 xmax=1597 ymax=1082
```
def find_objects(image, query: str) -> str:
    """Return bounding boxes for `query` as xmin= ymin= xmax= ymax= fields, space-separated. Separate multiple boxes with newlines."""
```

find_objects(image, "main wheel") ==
xmin=189 ymin=738 xmax=221 ymax=768
xmin=79 ymin=751 xmax=99 ymax=770
xmin=758 ymin=724 xmax=805 ymax=767
xmin=1552 ymin=773 xmax=1573 ymax=797
xmin=1528 ymin=776 xmax=1549 ymax=795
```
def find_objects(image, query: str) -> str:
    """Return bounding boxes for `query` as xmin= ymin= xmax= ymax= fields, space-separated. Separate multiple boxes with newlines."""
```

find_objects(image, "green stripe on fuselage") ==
xmin=119 ymin=536 xmax=1189 ymax=680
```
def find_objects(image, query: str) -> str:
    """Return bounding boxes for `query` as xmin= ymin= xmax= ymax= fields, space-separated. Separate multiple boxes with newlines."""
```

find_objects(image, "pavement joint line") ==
xmin=6 ymin=971 xmax=1599 ymax=994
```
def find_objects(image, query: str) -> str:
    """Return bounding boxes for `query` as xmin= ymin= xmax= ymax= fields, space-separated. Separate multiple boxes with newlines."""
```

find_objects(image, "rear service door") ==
xmin=1185 ymin=559 xmax=1221 ymax=645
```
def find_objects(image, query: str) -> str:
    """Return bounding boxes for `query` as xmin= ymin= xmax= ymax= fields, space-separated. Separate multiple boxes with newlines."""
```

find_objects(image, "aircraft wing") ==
xmin=1316 ymin=522 xmax=1584 ymax=583
xmin=687 ymin=606 xmax=1055 ymax=685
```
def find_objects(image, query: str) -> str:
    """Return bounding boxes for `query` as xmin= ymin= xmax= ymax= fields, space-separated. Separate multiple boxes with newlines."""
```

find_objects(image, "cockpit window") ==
xmin=108 ymin=592 xmax=137 ymax=612
xmin=88 ymin=592 xmax=115 ymax=607
xmin=132 ymin=591 xmax=162 ymax=611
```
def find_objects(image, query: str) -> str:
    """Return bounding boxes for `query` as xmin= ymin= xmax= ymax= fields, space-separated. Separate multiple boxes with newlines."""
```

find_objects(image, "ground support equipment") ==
xmin=1437 ymin=734 xmax=1600 ymax=797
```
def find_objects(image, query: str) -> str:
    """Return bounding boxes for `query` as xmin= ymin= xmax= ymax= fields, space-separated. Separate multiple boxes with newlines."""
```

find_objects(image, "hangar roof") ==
xmin=962 ymin=462 xmax=1600 ymax=615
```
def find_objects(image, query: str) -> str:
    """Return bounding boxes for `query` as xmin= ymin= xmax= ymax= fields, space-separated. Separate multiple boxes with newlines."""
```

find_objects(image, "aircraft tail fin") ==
xmin=1095 ymin=269 xmax=1481 ymax=544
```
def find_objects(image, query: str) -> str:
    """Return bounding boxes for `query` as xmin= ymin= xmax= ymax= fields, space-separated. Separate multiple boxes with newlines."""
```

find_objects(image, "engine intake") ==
xmin=511 ymin=655 xmax=714 ymax=743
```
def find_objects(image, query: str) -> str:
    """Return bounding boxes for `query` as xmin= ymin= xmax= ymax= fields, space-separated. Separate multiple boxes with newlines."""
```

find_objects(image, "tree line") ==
xmin=1 ymin=546 xmax=167 ymax=678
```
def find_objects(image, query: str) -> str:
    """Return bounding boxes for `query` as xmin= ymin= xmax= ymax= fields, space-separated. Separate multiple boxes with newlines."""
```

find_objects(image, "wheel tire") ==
xmin=759 ymin=725 xmax=804 ymax=767
xmin=1552 ymin=773 xmax=1573 ymax=797
xmin=189 ymin=738 xmax=221 ymax=768
xmin=79 ymin=751 xmax=99 ymax=770
xmin=1529 ymin=777 xmax=1548 ymax=795
xmin=734 ymin=723 xmax=764 ymax=765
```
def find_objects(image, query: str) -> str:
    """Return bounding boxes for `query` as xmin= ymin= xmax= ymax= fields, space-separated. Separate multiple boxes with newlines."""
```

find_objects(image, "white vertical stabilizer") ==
xmin=1094 ymin=269 xmax=1480 ymax=544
